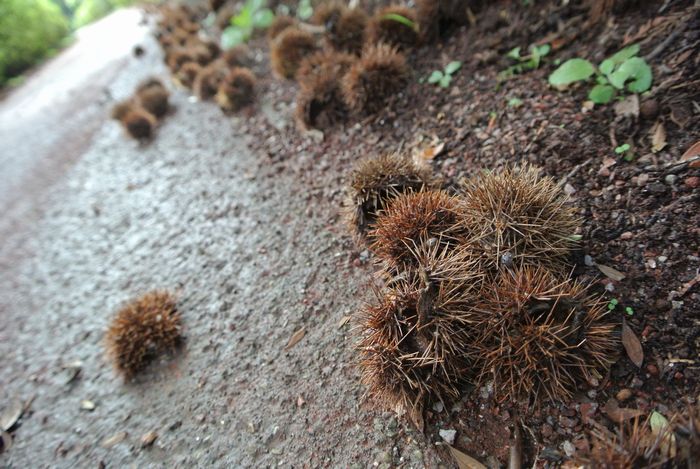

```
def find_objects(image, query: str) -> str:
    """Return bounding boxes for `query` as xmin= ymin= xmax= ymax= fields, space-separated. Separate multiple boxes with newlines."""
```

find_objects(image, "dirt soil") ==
xmin=1 ymin=1 xmax=699 ymax=468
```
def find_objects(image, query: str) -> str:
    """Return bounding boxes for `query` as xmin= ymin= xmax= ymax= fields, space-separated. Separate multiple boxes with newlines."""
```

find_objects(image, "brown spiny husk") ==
xmin=345 ymin=153 xmax=435 ymax=240
xmin=136 ymin=77 xmax=166 ymax=94
xmin=193 ymin=61 xmax=227 ymax=100
xmin=111 ymin=100 xmax=134 ymax=121
xmin=415 ymin=0 xmax=471 ymax=42
xmin=314 ymin=3 xmax=367 ymax=55
xmin=136 ymin=86 xmax=170 ymax=119
xmin=366 ymin=6 xmax=419 ymax=50
xmin=215 ymin=67 xmax=256 ymax=112
xmin=222 ymin=45 xmax=253 ymax=68
xmin=270 ymin=28 xmax=318 ymax=80
xmin=167 ymin=48 xmax=196 ymax=72
xmin=295 ymin=73 xmax=347 ymax=131
xmin=573 ymin=417 xmax=674 ymax=468
xmin=267 ymin=15 xmax=298 ymax=42
xmin=105 ymin=291 xmax=182 ymax=377
xmin=296 ymin=50 xmax=355 ymax=90
xmin=341 ymin=43 xmax=408 ymax=115
xmin=473 ymin=265 xmax=618 ymax=403
xmin=357 ymin=244 xmax=483 ymax=415
xmin=460 ymin=165 xmax=580 ymax=273
xmin=175 ymin=61 xmax=202 ymax=88
xmin=121 ymin=108 xmax=157 ymax=140
xmin=370 ymin=190 xmax=472 ymax=270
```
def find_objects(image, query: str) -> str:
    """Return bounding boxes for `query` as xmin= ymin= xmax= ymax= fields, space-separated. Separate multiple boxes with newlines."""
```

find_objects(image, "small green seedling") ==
xmin=427 ymin=61 xmax=462 ymax=88
xmin=625 ymin=307 xmax=634 ymax=316
xmin=615 ymin=143 xmax=634 ymax=162
xmin=507 ymin=97 xmax=523 ymax=108
xmin=607 ymin=298 xmax=619 ymax=311
xmin=382 ymin=13 xmax=418 ymax=31
xmin=498 ymin=43 xmax=551 ymax=80
xmin=297 ymin=0 xmax=313 ymax=20
xmin=548 ymin=43 xmax=652 ymax=104
xmin=221 ymin=0 xmax=275 ymax=48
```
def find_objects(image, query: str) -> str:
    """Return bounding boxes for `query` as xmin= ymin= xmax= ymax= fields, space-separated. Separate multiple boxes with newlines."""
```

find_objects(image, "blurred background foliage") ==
xmin=0 ymin=0 xmax=140 ymax=86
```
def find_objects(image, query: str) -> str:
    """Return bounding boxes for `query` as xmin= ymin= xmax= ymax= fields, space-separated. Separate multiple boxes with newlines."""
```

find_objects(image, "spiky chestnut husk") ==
xmin=105 ymin=291 xmax=182 ymax=378
xmin=270 ymin=28 xmax=318 ymax=80
xmin=460 ymin=165 xmax=580 ymax=274
xmin=175 ymin=61 xmax=202 ymax=89
xmin=329 ymin=8 xmax=368 ymax=55
xmin=675 ymin=404 xmax=700 ymax=468
xmin=111 ymin=100 xmax=133 ymax=121
xmin=345 ymin=153 xmax=435 ymax=240
xmin=222 ymin=45 xmax=252 ymax=68
xmin=136 ymin=77 xmax=166 ymax=94
xmin=167 ymin=48 xmax=196 ymax=72
xmin=572 ymin=418 xmax=674 ymax=468
xmin=415 ymin=0 xmax=473 ymax=42
xmin=310 ymin=1 xmax=344 ymax=26
xmin=210 ymin=0 xmax=226 ymax=11
xmin=366 ymin=6 xmax=419 ymax=50
xmin=215 ymin=67 xmax=256 ymax=112
xmin=295 ymin=74 xmax=347 ymax=131
xmin=190 ymin=44 xmax=215 ymax=66
xmin=341 ymin=43 xmax=408 ymax=115
xmin=201 ymin=39 xmax=221 ymax=61
xmin=357 ymin=245 xmax=483 ymax=417
xmin=472 ymin=265 xmax=618 ymax=403
xmin=296 ymin=50 xmax=355 ymax=90
xmin=136 ymin=86 xmax=170 ymax=119
xmin=267 ymin=15 xmax=297 ymax=42
xmin=193 ymin=61 xmax=227 ymax=100
xmin=215 ymin=3 xmax=236 ymax=30
xmin=369 ymin=190 xmax=472 ymax=271
xmin=121 ymin=108 xmax=157 ymax=140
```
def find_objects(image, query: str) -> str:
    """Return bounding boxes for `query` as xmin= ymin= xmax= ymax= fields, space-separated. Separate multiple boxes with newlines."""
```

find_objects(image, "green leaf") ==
xmin=599 ymin=59 xmax=615 ymax=76
xmin=507 ymin=97 xmax=523 ymax=107
xmin=535 ymin=44 xmax=551 ymax=57
xmin=297 ymin=0 xmax=313 ymax=20
xmin=221 ymin=26 xmax=248 ymax=48
xmin=615 ymin=143 xmax=630 ymax=154
xmin=596 ymin=75 xmax=609 ymax=85
xmin=253 ymin=8 xmax=275 ymax=28
xmin=381 ymin=13 xmax=417 ymax=31
xmin=605 ymin=44 xmax=640 ymax=67
xmin=610 ymin=57 xmax=652 ymax=93
xmin=529 ymin=44 xmax=550 ymax=68
xmin=506 ymin=47 xmax=521 ymax=60
xmin=439 ymin=75 xmax=452 ymax=88
xmin=428 ymin=70 xmax=443 ymax=84
xmin=589 ymin=84 xmax=616 ymax=104
xmin=444 ymin=61 xmax=462 ymax=75
xmin=548 ymin=58 xmax=596 ymax=87
xmin=232 ymin=7 xmax=253 ymax=27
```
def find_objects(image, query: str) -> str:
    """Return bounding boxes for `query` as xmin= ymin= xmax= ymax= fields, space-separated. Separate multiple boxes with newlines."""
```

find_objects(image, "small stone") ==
xmin=620 ymin=231 xmax=633 ymax=240
xmin=541 ymin=424 xmax=553 ymax=438
xmin=80 ymin=400 xmax=96 ymax=411
xmin=439 ymin=429 xmax=457 ymax=445
xmin=432 ymin=401 xmax=444 ymax=413
xmin=646 ymin=364 xmax=659 ymax=376
xmin=685 ymin=176 xmax=700 ymax=189
xmin=640 ymin=99 xmax=659 ymax=120
xmin=559 ymin=416 xmax=578 ymax=428
xmin=616 ymin=389 xmax=633 ymax=401
xmin=562 ymin=440 xmax=576 ymax=457
xmin=140 ymin=431 xmax=158 ymax=448
xmin=584 ymin=255 xmax=595 ymax=267
xmin=636 ymin=173 xmax=650 ymax=187
xmin=564 ymin=183 xmax=576 ymax=195
xmin=631 ymin=377 xmax=644 ymax=388
xmin=665 ymin=174 xmax=677 ymax=185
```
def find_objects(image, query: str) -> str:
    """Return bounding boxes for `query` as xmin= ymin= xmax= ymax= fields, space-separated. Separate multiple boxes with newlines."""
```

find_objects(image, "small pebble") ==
xmin=616 ymin=389 xmax=632 ymax=401
xmin=562 ymin=440 xmax=576 ymax=457
xmin=584 ymin=255 xmax=595 ymax=267
xmin=665 ymin=174 xmax=677 ymax=185
xmin=439 ymin=429 xmax=456 ymax=445
xmin=685 ymin=176 xmax=700 ymax=189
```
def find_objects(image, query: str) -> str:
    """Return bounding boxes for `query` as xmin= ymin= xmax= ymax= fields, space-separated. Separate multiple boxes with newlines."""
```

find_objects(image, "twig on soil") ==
xmin=559 ymin=159 xmax=591 ymax=187
xmin=645 ymin=25 xmax=685 ymax=62
xmin=509 ymin=424 xmax=523 ymax=469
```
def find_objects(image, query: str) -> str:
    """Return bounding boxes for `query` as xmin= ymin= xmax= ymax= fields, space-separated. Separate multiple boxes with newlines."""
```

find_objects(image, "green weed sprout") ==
xmin=498 ymin=44 xmax=550 ymax=80
xmin=221 ymin=0 xmax=275 ymax=48
xmin=427 ymin=61 xmax=462 ymax=88
xmin=548 ymin=44 xmax=652 ymax=104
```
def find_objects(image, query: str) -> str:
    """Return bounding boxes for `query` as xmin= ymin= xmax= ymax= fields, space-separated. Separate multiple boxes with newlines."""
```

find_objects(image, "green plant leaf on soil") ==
xmin=589 ymin=84 xmax=616 ymax=104
xmin=548 ymin=58 xmax=595 ymax=87
xmin=439 ymin=75 xmax=452 ymax=88
xmin=232 ymin=6 xmax=253 ymax=27
xmin=445 ymin=61 xmax=462 ymax=75
xmin=596 ymin=74 xmax=609 ymax=85
xmin=610 ymin=57 xmax=652 ymax=93
xmin=529 ymin=43 xmax=550 ymax=68
xmin=381 ymin=13 xmax=417 ymax=31
xmin=506 ymin=47 xmax=521 ymax=60
xmin=615 ymin=143 xmax=630 ymax=154
xmin=221 ymin=26 xmax=248 ymax=48
xmin=603 ymin=43 xmax=640 ymax=68
xmin=253 ymin=8 xmax=275 ymax=28
xmin=297 ymin=0 xmax=313 ymax=20
xmin=507 ymin=97 xmax=523 ymax=107
xmin=428 ymin=70 xmax=443 ymax=84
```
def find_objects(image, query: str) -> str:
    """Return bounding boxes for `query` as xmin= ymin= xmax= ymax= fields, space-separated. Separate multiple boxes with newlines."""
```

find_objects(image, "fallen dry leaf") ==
xmin=284 ymin=328 xmax=306 ymax=350
xmin=622 ymin=319 xmax=644 ymax=368
xmin=101 ymin=431 xmax=128 ymax=449
xmin=413 ymin=137 xmax=446 ymax=165
xmin=296 ymin=395 xmax=305 ymax=408
xmin=449 ymin=445 xmax=488 ymax=469
xmin=614 ymin=94 xmax=639 ymax=118
xmin=140 ymin=431 xmax=158 ymax=448
xmin=680 ymin=141 xmax=700 ymax=168
xmin=650 ymin=121 xmax=667 ymax=153
xmin=597 ymin=264 xmax=626 ymax=281
xmin=649 ymin=411 xmax=677 ymax=458
xmin=0 ymin=400 xmax=22 ymax=432
xmin=604 ymin=398 xmax=644 ymax=423
xmin=1 ymin=431 xmax=12 ymax=453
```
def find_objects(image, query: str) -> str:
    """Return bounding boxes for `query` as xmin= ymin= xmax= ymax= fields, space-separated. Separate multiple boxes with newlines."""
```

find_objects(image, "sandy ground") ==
xmin=0 ymin=8 xmax=442 ymax=469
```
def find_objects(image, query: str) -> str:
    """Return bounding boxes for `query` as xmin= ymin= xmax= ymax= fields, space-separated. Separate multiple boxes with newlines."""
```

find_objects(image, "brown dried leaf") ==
xmin=0 ymin=400 xmax=22 ymax=432
xmin=140 ymin=431 xmax=158 ymax=448
xmin=597 ymin=264 xmax=626 ymax=281
xmin=449 ymin=445 xmax=488 ymax=469
xmin=622 ymin=319 xmax=644 ymax=368
xmin=650 ymin=121 xmax=667 ymax=153
xmin=614 ymin=94 xmax=639 ymax=118
xmin=284 ymin=328 xmax=306 ymax=350
xmin=680 ymin=141 xmax=700 ymax=168
xmin=101 ymin=431 xmax=127 ymax=448
xmin=408 ymin=405 xmax=424 ymax=433
xmin=604 ymin=398 xmax=644 ymax=423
